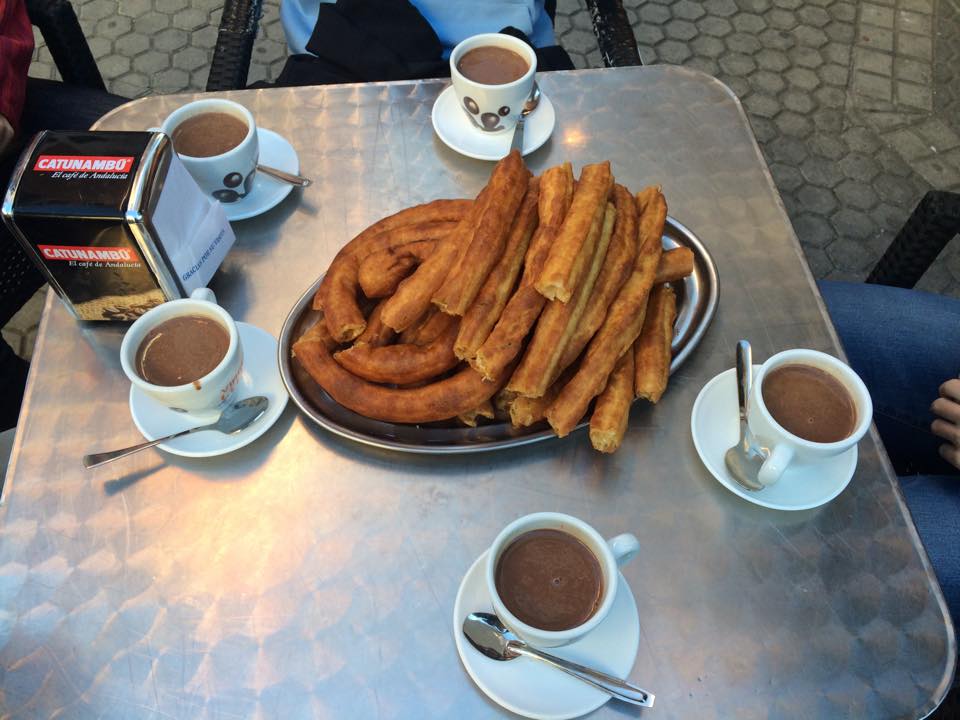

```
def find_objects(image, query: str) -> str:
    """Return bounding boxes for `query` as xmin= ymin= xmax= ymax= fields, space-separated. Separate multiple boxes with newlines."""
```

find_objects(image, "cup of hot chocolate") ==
xmin=485 ymin=512 xmax=640 ymax=648
xmin=747 ymin=349 xmax=873 ymax=486
xmin=449 ymin=33 xmax=537 ymax=133
xmin=160 ymin=98 xmax=259 ymax=205
xmin=120 ymin=287 xmax=243 ymax=418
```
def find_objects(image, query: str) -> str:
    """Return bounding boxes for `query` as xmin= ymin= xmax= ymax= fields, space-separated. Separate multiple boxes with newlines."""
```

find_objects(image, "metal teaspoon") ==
xmin=462 ymin=612 xmax=655 ymax=707
xmin=509 ymin=82 xmax=542 ymax=155
xmin=83 ymin=395 xmax=269 ymax=468
xmin=723 ymin=340 xmax=766 ymax=491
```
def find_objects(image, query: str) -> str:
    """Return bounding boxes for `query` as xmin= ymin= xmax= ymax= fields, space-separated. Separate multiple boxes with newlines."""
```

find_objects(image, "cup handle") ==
xmin=607 ymin=533 xmax=640 ymax=567
xmin=190 ymin=287 xmax=217 ymax=304
xmin=759 ymin=444 xmax=795 ymax=486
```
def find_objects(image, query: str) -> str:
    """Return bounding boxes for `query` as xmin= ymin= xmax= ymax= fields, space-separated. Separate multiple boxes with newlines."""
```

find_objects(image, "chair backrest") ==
xmin=26 ymin=0 xmax=105 ymax=90
xmin=207 ymin=0 xmax=264 ymax=92
xmin=866 ymin=191 xmax=960 ymax=289
xmin=585 ymin=0 xmax=643 ymax=67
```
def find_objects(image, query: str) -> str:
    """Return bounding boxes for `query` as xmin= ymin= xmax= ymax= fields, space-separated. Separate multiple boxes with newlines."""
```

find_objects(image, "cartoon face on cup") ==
xmin=485 ymin=512 xmax=640 ymax=648
xmin=747 ymin=349 xmax=873 ymax=486
xmin=450 ymin=33 xmax=537 ymax=133
xmin=160 ymin=98 xmax=258 ymax=204
xmin=120 ymin=287 xmax=243 ymax=419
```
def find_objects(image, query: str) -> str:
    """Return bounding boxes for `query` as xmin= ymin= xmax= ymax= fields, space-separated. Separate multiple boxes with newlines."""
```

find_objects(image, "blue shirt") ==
xmin=281 ymin=0 xmax=556 ymax=57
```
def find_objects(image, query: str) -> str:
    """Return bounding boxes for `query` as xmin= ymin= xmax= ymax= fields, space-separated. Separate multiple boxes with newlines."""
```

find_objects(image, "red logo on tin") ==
xmin=38 ymin=245 xmax=137 ymax=262
xmin=33 ymin=155 xmax=134 ymax=173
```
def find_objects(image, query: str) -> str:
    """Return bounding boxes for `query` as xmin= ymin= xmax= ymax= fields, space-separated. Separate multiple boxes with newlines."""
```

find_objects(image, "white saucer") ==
xmin=432 ymin=85 xmax=556 ymax=161
xmin=453 ymin=550 xmax=640 ymax=720
xmin=129 ymin=322 xmax=288 ymax=457
xmin=224 ymin=128 xmax=299 ymax=221
xmin=691 ymin=366 xmax=858 ymax=511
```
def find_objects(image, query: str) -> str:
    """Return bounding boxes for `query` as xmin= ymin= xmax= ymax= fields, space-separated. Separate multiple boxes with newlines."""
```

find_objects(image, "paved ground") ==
xmin=7 ymin=0 xmax=959 ymax=361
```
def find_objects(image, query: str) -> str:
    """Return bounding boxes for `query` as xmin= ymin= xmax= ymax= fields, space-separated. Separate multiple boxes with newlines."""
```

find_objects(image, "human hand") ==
xmin=931 ymin=379 xmax=960 ymax=470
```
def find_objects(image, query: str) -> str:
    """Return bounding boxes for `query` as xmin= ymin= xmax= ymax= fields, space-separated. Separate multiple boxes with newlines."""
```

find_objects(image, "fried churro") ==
xmin=455 ymin=178 xmax=540 ymax=360
xmin=433 ymin=151 xmax=530 ymax=316
xmin=634 ymin=284 xmax=677 ymax=403
xmin=334 ymin=317 xmax=460 ymax=385
xmin=293 ymin=334 xmax=511 ymax=424
xmin=507 ymin=202 xmax=615 ymax=397
xmin=654 ymin=247 xmax=694 ymax=285
xmin=358 ymin=239 xmax=438 ymax=298
xmin=545 ymin=186 xmax=666 ymax=437
xmin=471 ymin=163 xmax=575 ymax=380
xmin=535 ymin=161 xmax=613 ymax=302
xmin=313 ymin=198 xmax=470 ymax=309
xmin=589 ymin=348 xmax=634 ymax=453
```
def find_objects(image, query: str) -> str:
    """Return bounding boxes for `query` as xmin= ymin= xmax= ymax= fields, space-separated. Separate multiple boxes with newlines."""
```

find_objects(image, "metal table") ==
xmin=1 ymin=67 xmax=954 ymax=719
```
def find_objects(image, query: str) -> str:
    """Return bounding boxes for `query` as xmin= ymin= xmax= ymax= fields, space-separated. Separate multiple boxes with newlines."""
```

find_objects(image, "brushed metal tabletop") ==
xmin=1 ymin=66 xmax=954 ymax=719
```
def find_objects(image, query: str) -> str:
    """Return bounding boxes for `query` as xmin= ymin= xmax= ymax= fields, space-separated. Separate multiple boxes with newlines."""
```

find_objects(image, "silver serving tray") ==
xmin=279 ymin=216 xmax=719 ymax=454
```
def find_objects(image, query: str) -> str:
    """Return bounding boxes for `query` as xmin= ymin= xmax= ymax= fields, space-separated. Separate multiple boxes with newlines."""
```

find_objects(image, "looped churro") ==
xmin=358 ymin=239 xmax=438 ymax=299
xmin=380 ymin=188 xmax=492 ymax=332
xmin=333 ymin=316 xmax=460 ymax=385
xmin=313 ymin=198 xmax=471 ymax=310
xmin=320 ymin=221 xmax=458 ymax=343
xmin=293 ymin=334 xmax=512 ymax=424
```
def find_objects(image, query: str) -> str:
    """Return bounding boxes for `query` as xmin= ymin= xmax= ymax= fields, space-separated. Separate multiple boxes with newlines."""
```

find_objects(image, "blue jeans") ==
xmin=819 ymin=281 xmax=960 ymax=623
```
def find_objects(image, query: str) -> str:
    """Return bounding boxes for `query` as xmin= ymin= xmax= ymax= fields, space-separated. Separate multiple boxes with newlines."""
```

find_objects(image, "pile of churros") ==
xmin=292 ymin=151 xmax=694 ymax=453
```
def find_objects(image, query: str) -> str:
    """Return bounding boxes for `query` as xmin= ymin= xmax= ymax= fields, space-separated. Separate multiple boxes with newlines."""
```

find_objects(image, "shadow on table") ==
xmin=103 ymin=461 xmax=166 ymax=495
xmin=100 ymin=406 xmax=298 ymax=494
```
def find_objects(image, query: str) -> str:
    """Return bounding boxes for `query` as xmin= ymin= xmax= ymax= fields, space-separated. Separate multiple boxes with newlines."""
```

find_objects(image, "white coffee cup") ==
xmin=120 ymin=287 xmax=243 ymax=419
xmin=449 ymin=33 xmax=537 ymax=134
xmin=160 ymin=98 xmax=259 ymax=205
xmin=748 ymin=349 xmax=873 ymax=486
xmin=485 ymin=512 xmax=640 ymax=648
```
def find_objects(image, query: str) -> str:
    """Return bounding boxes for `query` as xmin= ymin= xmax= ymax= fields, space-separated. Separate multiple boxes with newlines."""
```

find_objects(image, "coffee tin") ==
xmin=2 ymin=130 xmax=234 ymax=321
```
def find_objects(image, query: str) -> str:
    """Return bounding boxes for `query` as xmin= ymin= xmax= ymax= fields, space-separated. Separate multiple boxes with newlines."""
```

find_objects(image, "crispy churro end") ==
xmin=469 ymin=354 xmax=496 ymax=382
xmin=333 ymin=323 xmax=365 ymax=344
xmin=589 ymin=429 xmax=621 ymax=453
xmin=636 ymin=389 xmax=664 ymax=404
xmin=535 ymin=281 xmax=570 ymax=303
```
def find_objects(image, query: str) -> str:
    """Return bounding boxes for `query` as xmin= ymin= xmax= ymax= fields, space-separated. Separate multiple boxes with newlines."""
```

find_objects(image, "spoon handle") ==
xmin=257 ymin=163 xmax=312 ymax=187
xmin=736 ymin=339 xmax=752 ymax=425
xmin=510 ymin=117 xmax=526 ymax=154
xmin=509 ymin=642 xmax=655 ymax=707
xmin=83 ymin=424 xmax=211 ymax=468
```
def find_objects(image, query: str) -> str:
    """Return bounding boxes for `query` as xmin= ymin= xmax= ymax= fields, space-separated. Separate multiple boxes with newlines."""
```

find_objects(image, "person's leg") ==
xmin=20 ymin=78 xmax=128 ymax=133
xmin=899 ymin=474 xmax=960 ymax=625
xmin=818 ymin=281 xmax=960 ymax=475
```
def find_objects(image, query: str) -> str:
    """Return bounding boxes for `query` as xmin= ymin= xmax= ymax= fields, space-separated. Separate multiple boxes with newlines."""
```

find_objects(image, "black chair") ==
xmin=206 ymin=0 xmax=643 ymax=91
xmin=207 ymin=0 xmax=263 ymax=92
xmin=866 ymin=191 xmax=960 ymax=288
xmin=25 ymin=0 xmax=105 ymax=90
